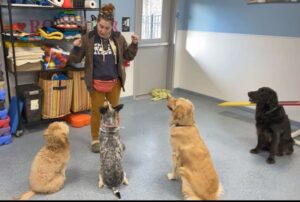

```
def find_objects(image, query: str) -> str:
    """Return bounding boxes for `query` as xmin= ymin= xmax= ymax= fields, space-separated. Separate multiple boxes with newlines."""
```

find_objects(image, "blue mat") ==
xmin=8 ymin=96 xmax=24 ymax=135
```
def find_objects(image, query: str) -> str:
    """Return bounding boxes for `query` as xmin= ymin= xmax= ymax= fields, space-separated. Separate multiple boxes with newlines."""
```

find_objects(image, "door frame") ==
xmin=133 ymin=0 xmax=178 ymax=99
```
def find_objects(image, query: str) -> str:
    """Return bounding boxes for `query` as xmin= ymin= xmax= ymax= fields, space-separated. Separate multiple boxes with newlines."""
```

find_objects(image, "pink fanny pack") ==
xmin=93 ymin=79 xmax=117 ymax=93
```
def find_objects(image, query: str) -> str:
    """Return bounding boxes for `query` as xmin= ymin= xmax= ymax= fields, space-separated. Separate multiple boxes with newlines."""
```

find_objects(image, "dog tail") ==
xmin=180 ymin=167 xmax=222 ymax=200
xmin=15 ymin=190 xmax=35 ymax=200
xmin=112 ymin=187 xmax=121 ymax=199
xmin=216 ymin=182 xmax=224 ymax=199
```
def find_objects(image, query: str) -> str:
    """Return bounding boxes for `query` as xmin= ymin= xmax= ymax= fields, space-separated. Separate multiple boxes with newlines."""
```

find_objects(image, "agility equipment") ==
xmin=218 ymin=101 xmax=300 ymax=107
xmin=218 ymin=100 xmax=300 ymax=146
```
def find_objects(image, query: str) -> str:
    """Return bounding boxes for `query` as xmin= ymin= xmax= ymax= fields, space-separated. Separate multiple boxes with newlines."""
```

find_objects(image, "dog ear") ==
xmin=114 ymin=104 xmax=124 ymax=112
xmin=99 ymin=106 xmax=108 ymax=114
xmin=167 ymin=96 xmax=176 ymax=111
xmin=173 ymin=105 xmax=186 ymax=122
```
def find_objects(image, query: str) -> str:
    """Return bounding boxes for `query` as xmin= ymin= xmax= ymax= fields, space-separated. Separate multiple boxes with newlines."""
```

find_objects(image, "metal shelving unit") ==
xmin=0 ymin=0 xmax=100 ymax=136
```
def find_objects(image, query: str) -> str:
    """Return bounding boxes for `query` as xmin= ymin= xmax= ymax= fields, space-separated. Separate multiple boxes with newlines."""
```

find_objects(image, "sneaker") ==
xmin=91 ymin=141 xmax=100 ymax=153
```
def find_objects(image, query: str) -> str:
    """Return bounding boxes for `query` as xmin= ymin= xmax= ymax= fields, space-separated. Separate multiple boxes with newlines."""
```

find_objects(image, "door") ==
xmin=134 ymin=0 xmax=177 ymax=99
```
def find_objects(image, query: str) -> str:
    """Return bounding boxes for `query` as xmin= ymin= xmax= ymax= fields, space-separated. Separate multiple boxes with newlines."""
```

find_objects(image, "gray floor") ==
xmin=0 ymin=89 xmax=300 ymax=200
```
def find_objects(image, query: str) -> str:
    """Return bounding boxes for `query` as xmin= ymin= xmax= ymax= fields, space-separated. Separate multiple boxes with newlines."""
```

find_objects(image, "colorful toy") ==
xmin=38 ymin=27 xmax=64 ymax=40
xmin=53 ymin=11 xmax=81 ymax=29
xmin=42 ymin=47 xmax=69 ymax=69
xmin=218 ymin=101 xmax=300 ymax=107
xmin=47 ymin=0 xmax=73 ymax=8
xmin=151 ymin=89 xmax=171 ymax=101
xmin=64 ymin=113 xmax=91 ymax=128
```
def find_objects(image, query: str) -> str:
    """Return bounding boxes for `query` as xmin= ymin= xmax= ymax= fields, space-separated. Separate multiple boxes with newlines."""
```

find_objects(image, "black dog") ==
xmin=248 ymin=87 xmax=294 ymax=164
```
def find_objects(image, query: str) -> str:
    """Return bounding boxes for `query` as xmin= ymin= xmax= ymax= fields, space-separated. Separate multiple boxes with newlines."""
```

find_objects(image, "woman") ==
xmin=69 ymin=3 xmax=138 ymax=153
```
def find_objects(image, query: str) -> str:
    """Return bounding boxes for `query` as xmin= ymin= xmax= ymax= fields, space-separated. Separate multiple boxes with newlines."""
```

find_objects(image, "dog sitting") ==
xmin=98 ymin=101 xmax=128 ymax=199
xmin=167 ymin=96 xmax=223 ymax=200
xmin=248 ymin=87 xmax=294 ymax=164
xmin=16 ymin=122 xmax=70 ymax=200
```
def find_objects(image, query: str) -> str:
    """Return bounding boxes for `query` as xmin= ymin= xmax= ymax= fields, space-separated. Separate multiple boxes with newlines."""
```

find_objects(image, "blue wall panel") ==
xmin=178 ymin=0 xmax=300 ymax=37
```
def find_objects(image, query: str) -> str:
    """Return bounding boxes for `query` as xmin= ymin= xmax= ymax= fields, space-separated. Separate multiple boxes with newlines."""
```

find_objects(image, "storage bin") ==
xmin=68 ymin=70 xmax=91 ymax=112
xmin=0 ymin=108 xmax=8 ymax=119
xmin=0 ymin=126 xmax=10 ymax=136
xmin=0 ymin=116 xmax=10 ymax=128
xmin=0 ymin=89 xmax=6 ymax=100
xmin=0 ymin=134 xmax=12 ymax=146
xmin=39 ymin=72 xmax=73 ymax=119
xmin=16 ymin=84 xmax=43 ymax=123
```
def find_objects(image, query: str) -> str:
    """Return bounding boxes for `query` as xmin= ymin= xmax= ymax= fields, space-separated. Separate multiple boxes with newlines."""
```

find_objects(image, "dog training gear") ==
xmin=151 ymin=89 xmax=171 ymax=101
xmin=93 ymin=79 xmax=117 ymax=93
xmin=64 ymin=113 xmax=91 ymax=128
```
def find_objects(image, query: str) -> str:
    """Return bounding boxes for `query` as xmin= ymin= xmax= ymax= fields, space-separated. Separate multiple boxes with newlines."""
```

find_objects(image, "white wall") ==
xmin=174 ymin=30 xmax=300 ymax=122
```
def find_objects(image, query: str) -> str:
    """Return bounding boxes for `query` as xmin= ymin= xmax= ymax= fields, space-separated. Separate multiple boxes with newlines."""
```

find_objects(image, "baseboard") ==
xmin=120 ymin=96 xmax=134 ymax=103
xmin=174 ymin=88 xmax=300 ymax=130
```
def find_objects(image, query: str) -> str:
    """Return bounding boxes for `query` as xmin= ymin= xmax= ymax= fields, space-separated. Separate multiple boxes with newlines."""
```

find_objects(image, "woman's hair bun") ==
xmin=99 ymin=3 xmax=115 ymax=21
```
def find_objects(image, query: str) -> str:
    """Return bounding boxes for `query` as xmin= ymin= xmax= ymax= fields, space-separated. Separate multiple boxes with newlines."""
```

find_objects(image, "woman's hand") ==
xmin=73 ymin=38 xmax=82 ymax=47
xmin=131 ymin=34 xmax=139 ymax=45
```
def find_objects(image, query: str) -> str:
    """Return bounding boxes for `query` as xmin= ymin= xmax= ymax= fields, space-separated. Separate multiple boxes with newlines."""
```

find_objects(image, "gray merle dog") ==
xmin=98 ymin=101 xmax=128 ymax=199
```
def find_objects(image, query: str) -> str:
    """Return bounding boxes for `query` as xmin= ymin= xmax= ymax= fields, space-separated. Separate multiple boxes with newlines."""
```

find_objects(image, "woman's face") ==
xmin=97 ymin=18 xmax=113 ymax=39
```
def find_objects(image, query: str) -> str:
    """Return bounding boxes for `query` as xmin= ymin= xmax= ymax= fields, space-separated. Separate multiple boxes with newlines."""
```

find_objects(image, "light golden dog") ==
xmin=17 ymin=122 xmax=70 ymax=200
xmin=167 ymin=96 xmax=223 ymax=200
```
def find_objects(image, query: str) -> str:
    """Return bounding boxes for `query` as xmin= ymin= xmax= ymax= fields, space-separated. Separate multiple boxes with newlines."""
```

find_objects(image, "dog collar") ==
xmin=170 ymin=123 xmax=194 ymax=127
xmin=100 ymin=126 xmax=120 ymax=133
xmin=265 ymin=106 xmax=280 ymax=115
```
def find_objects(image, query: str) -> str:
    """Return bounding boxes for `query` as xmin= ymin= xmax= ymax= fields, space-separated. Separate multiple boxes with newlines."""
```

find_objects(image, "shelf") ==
xmin=0 ymin=4 xmax=99 ymax=11
xmin=8 ymin=66 xmax=84 ymax=73
xmin=53 ymin=26 xmax=82 ymax=32
xmin=2 ymin=36 xmax=76 ymax=44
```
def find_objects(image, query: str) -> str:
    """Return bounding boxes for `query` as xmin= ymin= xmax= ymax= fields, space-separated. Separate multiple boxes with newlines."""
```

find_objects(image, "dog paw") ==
xmin=250 ymin=148 xmax=259 ymax=154
xmin=167 ymin=173 xmax=176 ymax=180
xmin=276 ymin=152 xmax=283 ymax=157
xmin=267 ymin=158 xmax=275 ymax=164
xmin=123 ymin=178 xmax=129 ymax=185
xmin=98 ymin=180 xmax=104 ymax=188
xmin=286 ymin=148 xmax=294 ymax=155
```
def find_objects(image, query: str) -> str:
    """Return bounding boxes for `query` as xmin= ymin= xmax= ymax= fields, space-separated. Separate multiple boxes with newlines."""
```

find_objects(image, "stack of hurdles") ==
xmin=0 ymin=70 xmax=11 ymax=146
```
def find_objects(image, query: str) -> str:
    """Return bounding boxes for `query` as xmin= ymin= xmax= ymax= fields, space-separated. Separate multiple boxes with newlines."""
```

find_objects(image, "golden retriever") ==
xmin=167 ymin=96 xmax=223 ymax=200
xmin=16 ymin=122 xmax=70 ymax=200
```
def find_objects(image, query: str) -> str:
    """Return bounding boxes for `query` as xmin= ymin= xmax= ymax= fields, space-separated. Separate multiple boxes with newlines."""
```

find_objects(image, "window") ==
xmin=141 ymin=0 xmax=163 ymax=40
